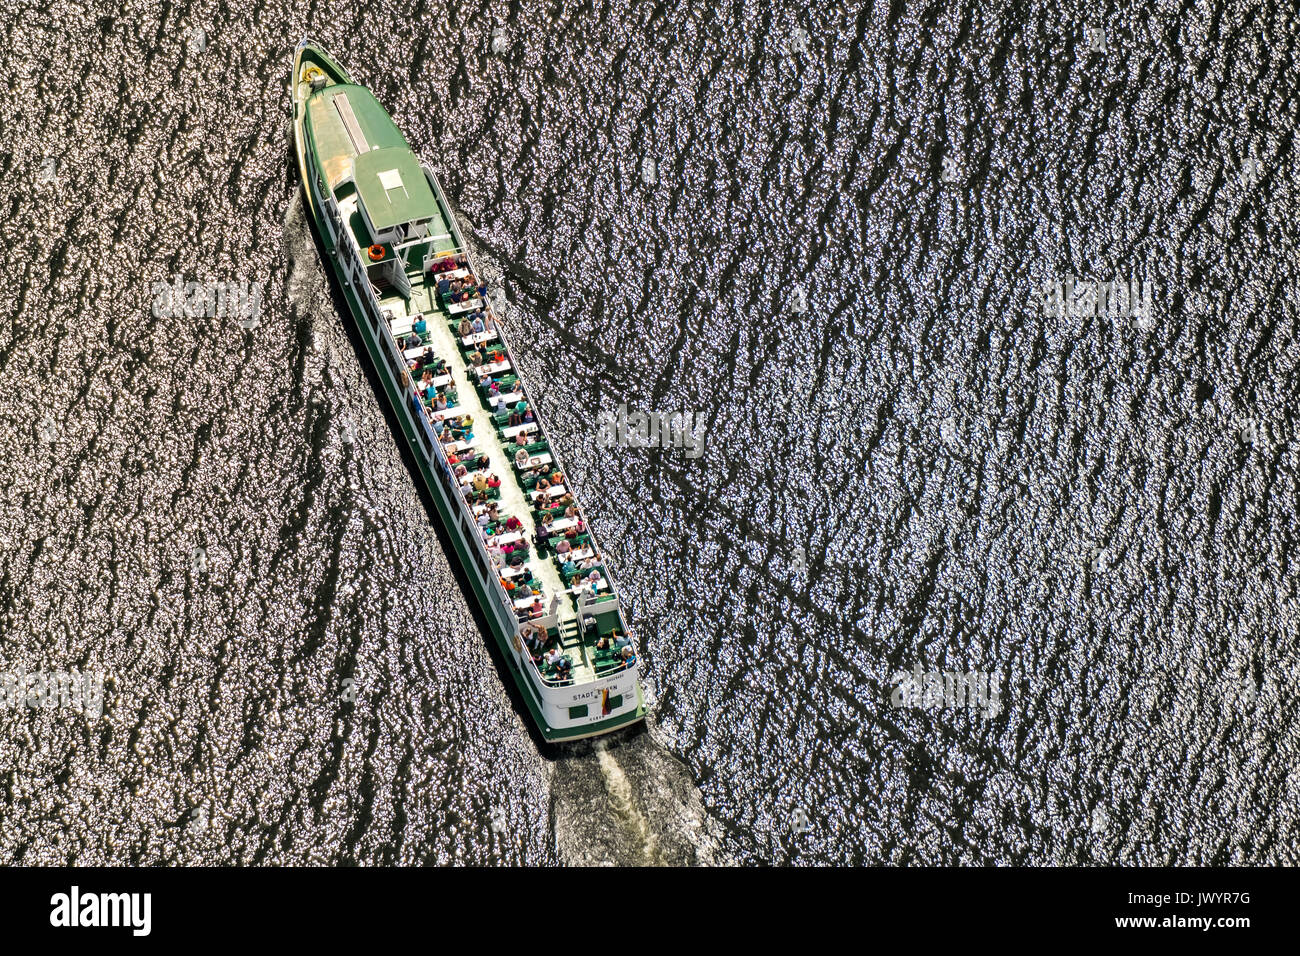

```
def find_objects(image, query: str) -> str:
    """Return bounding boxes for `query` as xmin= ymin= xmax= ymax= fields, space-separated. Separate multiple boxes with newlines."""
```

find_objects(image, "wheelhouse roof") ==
xmin=304 ymin=84 xmax=437 ymax=229
xmin=354 ymin=148 xmax=437 ymax=231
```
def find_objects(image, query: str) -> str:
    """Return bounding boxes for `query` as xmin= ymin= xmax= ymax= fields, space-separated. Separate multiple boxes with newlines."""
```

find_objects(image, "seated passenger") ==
xmin=545 ymin=650 xmax=572 ymax=681
xmin=470 ymin=315 xmax=486 ymax=334
xmin=487 ymin=473 xmax=501 ymax=490
xmin=508 ymin=399 xmax=528 ymax=427
xmin=612 ymin=631 xmax=631 ymax=650
xmin=529 ymin=599 xmax=544 ymax=619
xmin=619 ymin=646 xmax=636 ymax=668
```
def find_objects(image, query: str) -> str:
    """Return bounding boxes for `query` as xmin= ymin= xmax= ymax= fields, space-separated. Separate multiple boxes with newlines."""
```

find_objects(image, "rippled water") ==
xmin=1 ymin=0 xmax=1298 ymax=865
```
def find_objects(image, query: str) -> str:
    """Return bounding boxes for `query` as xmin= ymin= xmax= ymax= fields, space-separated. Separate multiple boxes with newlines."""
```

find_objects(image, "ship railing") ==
xmin=594 ymin=658 xmax=635 ymax=679
xmin=476 ymin=317 xmax=634 ymax=636
xmin=517 ymin=629 xmax=590 ymax=691
xmin=319 ymin=194 xmax=340 ymax=245
xmin=515 ymin=628 xmax=568 ymax=689
xmin=418 ymin=159 xmax=637 ymax=651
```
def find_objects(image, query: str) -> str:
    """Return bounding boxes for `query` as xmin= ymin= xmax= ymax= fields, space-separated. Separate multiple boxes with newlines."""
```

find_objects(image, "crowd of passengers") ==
xmin=403 ymin=254 xmax=633 ymax=680
xmin=519 ymin=624 xmax=636 ymax=682
xmin=430 ymin=251 xmax=487 ymax=304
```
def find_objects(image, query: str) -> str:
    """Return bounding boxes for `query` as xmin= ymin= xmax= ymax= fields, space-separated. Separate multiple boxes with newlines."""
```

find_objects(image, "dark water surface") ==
xmin=1 ymin=0 xmax=1298 ymax=864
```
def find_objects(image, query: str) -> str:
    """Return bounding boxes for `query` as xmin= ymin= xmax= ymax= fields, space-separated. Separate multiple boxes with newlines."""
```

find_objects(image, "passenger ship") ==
xmin=290 ymin=39 xmax=645 ymax=741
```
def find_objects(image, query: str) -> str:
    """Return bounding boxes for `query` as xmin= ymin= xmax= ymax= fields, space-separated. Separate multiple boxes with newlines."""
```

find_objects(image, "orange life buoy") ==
xmin=368 ymin=244 xmax=385 ymax=261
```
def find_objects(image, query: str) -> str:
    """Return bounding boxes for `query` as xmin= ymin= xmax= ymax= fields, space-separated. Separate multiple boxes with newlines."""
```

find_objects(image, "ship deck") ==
xmin=379 ymin=276 xmax=625 ymax=687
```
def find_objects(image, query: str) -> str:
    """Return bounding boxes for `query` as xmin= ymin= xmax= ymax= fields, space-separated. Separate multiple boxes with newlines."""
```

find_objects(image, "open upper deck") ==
xmin=293 ymin=39 xmax=644 ymax=734
xmin=298 ymin=53 xmax=636 ymax=690
xmin=381 ymin=260 xmax=636 ymax=689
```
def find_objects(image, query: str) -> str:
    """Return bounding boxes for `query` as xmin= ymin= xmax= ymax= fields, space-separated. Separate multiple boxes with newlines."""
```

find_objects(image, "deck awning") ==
xmin=354 ymin=147 xmax=437 ymax=232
